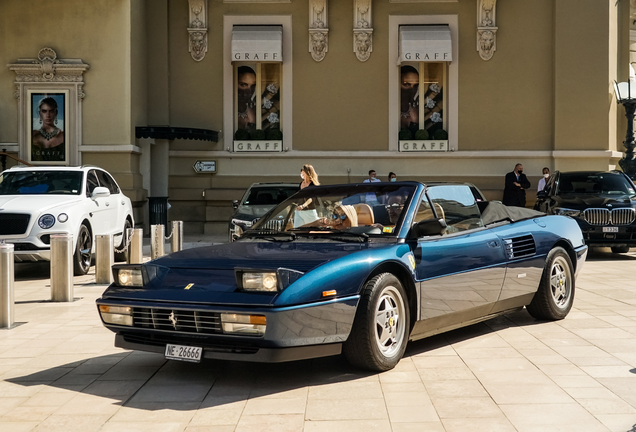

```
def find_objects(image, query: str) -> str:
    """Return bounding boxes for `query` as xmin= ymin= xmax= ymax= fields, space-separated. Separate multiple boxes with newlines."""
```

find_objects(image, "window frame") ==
xmin=389 ymin=15 xmax=458 ymax=152
xmin=224 ymin=16 xmax=292 ymax=152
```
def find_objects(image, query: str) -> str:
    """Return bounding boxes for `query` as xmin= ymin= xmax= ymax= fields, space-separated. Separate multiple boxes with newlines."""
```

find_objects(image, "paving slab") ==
xmin=1 ymin=244 xmax=636 ymax=431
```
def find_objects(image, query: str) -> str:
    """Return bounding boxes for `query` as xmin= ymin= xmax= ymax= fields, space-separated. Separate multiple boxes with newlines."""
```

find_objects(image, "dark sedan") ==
xmin=535 ymin=170 xmax=636 ymax=253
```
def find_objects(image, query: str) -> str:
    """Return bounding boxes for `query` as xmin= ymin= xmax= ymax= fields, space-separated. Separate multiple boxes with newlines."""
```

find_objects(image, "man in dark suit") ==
xmin=502 ymin=163 xmax=531 ymax=207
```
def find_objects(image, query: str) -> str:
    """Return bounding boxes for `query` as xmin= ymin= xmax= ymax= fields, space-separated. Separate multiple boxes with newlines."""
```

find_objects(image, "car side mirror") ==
xmin=91 ymin=186 xmax=110 ymax=200
xmin=413 ymin=218 xmax=447 ymax=237
xmin=232 ymin=200 xmax=239 ymax=209
xmin=537 ymin=190 xmax=548 ymax=200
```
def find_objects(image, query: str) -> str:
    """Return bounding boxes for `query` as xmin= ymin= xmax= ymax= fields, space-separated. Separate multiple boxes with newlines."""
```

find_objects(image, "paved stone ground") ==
xmin=1 ymin=245 xmax=636 ymax=432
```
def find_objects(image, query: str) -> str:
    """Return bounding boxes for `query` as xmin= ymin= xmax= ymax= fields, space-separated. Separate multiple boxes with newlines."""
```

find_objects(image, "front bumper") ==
xmin=97 ymin=295 xmax=359 ymax=363
xmin=577 ymin=221 xmax=636 ymax=248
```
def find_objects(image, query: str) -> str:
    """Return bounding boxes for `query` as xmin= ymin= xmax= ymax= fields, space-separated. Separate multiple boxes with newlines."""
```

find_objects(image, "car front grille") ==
xmin=256 ymin=219 xmax=284 ymax=232
xmin=133 ymin=307 xmax=222 ymax=335
xmin=0 ymin=214 xmax=31 ymax=235
xmin=583 ymin=208 xmax=636 ymax=226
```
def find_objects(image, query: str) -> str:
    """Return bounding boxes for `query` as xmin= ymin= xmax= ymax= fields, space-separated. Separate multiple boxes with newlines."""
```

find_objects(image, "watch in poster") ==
xmin=31 ymin=93 xmax=66 ymax=162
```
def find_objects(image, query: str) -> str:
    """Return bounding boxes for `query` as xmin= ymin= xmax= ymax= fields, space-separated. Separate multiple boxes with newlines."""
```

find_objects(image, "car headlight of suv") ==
xmin=554 ymin=207 xmax=581 ymax=217
xmin=232 ymin=218 xmax=253 ymax=228
xmin=38 ymin=214 xmax=56 ymax=229
xmin=235 ymin=268 xmax=304 ymax=292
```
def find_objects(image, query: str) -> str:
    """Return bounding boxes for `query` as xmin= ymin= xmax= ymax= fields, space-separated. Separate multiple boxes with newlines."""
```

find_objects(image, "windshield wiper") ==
xmin=315 ymin=231 xmax=369 ymax=242
xmin=242 ymin=231 xmax=296 ymax=242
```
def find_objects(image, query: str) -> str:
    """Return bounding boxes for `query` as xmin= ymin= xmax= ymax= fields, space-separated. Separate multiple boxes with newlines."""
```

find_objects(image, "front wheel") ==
xmin=611 ymin=246 xmax=630 ymax=254
xmin=526 ymin=247 xmax=574 ymax=320
xmin=73 ymin=224 xmax=92 ymax=276
xmin=343 ymin=273 xmax=410 ymax=371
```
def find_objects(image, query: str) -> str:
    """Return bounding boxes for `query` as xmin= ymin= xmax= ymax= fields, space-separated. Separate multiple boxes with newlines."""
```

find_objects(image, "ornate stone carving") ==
xmin=188 ymin=0 xmax=208 ymax=62
xmin=8 ymin=47 xmax=89 ymax=83
xmin=477 ymin=0 xmax=497 ymax=61
xmin=353 ymin=0 xmax=373 ymax=62
xmin=309 ymin=0 xmax=328 ymax=62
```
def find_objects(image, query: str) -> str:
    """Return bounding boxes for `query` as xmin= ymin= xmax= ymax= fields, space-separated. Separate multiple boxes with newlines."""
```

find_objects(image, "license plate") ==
xmin=602 ymin=227 xmax=619 ymax=233
xmin=165 ymin=344 xmax=202 ymax=363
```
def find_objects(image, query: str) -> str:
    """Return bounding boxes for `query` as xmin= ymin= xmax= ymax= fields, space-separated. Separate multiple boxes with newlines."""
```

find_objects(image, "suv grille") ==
xmin=583 ymin=208 xmax=636 ymax=226
xmin=0 ymin=214 xmax=31 ymax=235
xmin=133 ymin=307 xmax=222 ymax=334
xmin=503 ymin=235 xmax=536 ymax=260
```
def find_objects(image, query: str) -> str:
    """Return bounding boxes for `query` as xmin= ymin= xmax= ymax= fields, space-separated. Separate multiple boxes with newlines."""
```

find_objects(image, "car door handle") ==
xmin=487 ymin=241 xmax=499 ymax=248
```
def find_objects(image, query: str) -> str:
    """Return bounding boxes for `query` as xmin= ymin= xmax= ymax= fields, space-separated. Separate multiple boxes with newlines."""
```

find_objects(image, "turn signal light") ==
xmin=322 ymin=290 xmax=337 ymax=297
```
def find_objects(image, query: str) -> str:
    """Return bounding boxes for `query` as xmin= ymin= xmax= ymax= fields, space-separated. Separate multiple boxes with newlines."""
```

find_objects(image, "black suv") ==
xmin=228 ymin=183 xmax=299 ymax=242
xmin=535 ymin=170 xmax=636 ymax=253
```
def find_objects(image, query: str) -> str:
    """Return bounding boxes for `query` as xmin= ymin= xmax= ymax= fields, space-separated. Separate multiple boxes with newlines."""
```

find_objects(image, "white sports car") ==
xmin=0 ymin=166 xmax=134 ymax=275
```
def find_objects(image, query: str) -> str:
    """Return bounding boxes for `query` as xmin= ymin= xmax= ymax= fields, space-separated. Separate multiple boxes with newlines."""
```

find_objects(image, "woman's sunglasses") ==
xmin=331 ymin=213 xmax=347 ymax=221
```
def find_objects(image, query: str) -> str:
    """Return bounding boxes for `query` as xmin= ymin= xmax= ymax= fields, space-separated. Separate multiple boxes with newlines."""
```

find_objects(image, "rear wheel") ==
xmin=526 ymin=247 xmax=574 ymax=320
xmin=73 ymin=224 xmax=92 ymax=276
xmin=343 ymin=273 xmax=410 ymax=371
xmin=611 ymin=246 xmax=630 ymax=254
xmin=115 ymin=219 xmax=132 ymax=262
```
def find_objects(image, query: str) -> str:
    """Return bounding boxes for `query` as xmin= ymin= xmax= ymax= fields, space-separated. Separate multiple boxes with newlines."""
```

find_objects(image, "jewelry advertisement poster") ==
xmin=28 ymin=91 xmax=67 ymax=164
xmin=400 ymin=63 xmax=444 ymax=135
xmin=235 ymin=63 xmax=281 ymax=137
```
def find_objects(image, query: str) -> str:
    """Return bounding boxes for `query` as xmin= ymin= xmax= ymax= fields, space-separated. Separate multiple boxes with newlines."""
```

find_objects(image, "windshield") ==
xmin=247 ymin=184 xmax=417 ymax=237
xmin=241 ymin=186 xmax=299 ymax=207
xmin=557 ymin=172 xmax=636 ymax=196
xmin=0 ymin=171 xmax=83 ymax=195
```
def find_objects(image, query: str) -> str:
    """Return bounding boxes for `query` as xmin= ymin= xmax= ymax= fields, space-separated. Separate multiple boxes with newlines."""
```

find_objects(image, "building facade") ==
xmin=0 ymin=0 xmax=631 ymax=234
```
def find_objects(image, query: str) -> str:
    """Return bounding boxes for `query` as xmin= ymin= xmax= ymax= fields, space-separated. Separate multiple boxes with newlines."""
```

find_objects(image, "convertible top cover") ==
xmin=481 ymin=201 xmax=544 ymax=225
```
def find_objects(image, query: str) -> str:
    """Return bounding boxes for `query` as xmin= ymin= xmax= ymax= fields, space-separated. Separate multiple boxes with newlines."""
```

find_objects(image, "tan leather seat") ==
xmin=353 ymin=203 xmax=374 ymax=225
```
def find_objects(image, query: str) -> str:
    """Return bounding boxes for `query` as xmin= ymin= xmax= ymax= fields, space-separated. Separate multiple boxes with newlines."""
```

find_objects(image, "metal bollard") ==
xmin=128 ymin=228 xmax=143 ymax=264
xmin=151 ymin=224 xmax=165 ymax=259
xmin=95 ymin=234 xmax=114 ymax=284
xmin=51 ymin=234 xmax=74 ymax=302
xmin=171 ymin=221 xmax=183 ymax=253
xmin=0 ymin=244 xmax=15 ymax=329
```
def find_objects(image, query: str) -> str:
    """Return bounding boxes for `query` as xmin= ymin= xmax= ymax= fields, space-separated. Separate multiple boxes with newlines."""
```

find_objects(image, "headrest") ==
xmin=353 ymin=203 xmax=374 ymax=225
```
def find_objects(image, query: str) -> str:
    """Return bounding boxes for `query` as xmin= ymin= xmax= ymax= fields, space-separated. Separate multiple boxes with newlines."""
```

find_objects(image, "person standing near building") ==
xmin=502 ymin=163 xmax=531 ymax=207
xmin=295 ymin=164 xmax=320 ymax=227
xmin=537 ymin=167 xmax=550 ymax=192
xmin=363 ymin=169 xmax=382 ymax=205
xmin=388 ymin=172 xmax=397 ymax=182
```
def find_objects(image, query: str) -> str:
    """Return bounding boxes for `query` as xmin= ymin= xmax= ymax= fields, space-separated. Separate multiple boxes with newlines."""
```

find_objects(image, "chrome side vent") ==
xmin=503 ymin=234 xmax=536 ymax=260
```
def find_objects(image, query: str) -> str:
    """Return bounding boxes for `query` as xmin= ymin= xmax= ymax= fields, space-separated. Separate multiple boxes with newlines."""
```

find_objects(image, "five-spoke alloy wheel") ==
xmin=344 ymin=273 xmax=410 ymax=371
xmin=526 ymin=247 xmax=574 ymax=320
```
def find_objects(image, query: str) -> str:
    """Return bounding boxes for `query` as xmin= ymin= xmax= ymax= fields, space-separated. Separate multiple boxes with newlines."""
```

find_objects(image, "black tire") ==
xmin=115 ymin=219 xmax=133 ymax=262
xmin=343 ymin=273 xmax=410 ymax=371
xmin=73 ymin=224 xmax=92 ymax=276
xmin=611 ymin=246 xmax=630 ymax=254
xmin=526 ymin=247 xmax=574 ymax=320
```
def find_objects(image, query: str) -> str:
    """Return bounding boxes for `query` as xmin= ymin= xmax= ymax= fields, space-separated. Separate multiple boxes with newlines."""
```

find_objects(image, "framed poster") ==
xmin=27 ymin=90 xmax=69 ymax=164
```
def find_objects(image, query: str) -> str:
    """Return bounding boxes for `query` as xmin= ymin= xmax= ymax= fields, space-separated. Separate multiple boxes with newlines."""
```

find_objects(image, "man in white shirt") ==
xmin=537 ymin=167 xmax=550 ymax=192
xmin=363 ymin=169 xmax=381 ymax=204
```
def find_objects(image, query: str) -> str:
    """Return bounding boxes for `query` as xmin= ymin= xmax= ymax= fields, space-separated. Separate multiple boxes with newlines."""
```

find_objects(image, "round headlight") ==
xmin=262 ymin=274 xmax=277 ymax=290
xmin=38 ymin=214 xmax=56 ymax=229
xmin=57 ymin=213 xmax=68 ymax=223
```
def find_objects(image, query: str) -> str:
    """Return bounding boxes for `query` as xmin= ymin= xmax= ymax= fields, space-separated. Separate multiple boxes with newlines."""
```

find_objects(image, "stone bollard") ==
xmin=0 ymin=244 xmax=15 ymax=328
xmin=51 ymin=234 xmax=74 ymax=302
xmin=95 ymin=234 xmax=114 ymax=284
xmin=128 ymin=228 xmax=143 ymax=264
xmin=171 ymin=221 xmax=183 ymax=253
xmin=151 ymin=224 xmax=165 ymax=259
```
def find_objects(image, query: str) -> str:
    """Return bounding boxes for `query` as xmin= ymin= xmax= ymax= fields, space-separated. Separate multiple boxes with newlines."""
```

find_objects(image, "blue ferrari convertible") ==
xmin=97 ymin=182 xmax=587 ymax=371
